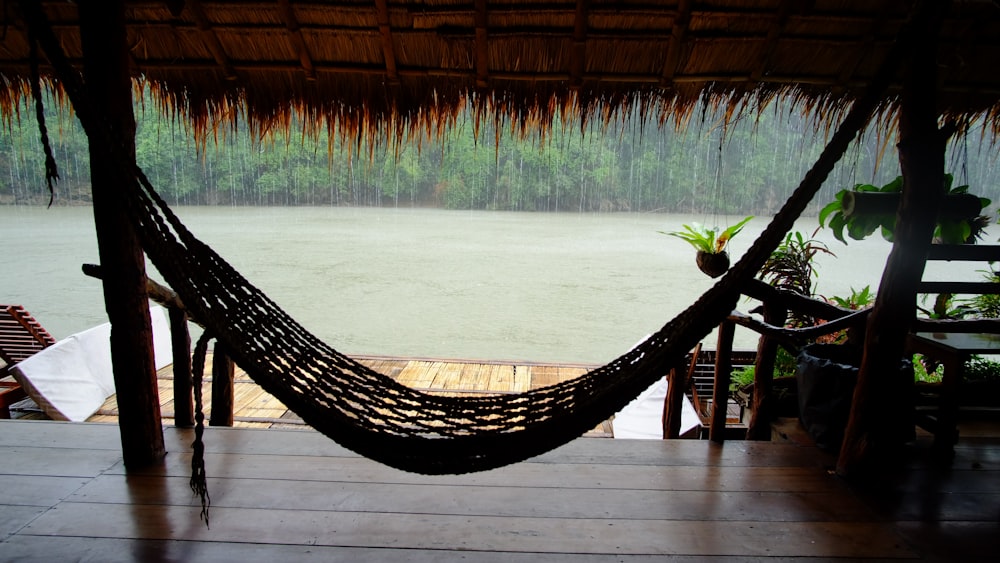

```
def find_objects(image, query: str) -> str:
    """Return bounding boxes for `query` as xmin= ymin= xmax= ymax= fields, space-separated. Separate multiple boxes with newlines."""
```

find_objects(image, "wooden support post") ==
xmin=710 ymin=321 xmax=735 ymax=443
xmin=663 ymin=359 xmax=687 ymax=439
xmin=209 ymin=342 xmax=235 ymax=427
xmin=837 ymin=0 xmax=949 ymax=477
xmin=665 ymin=343 xmax=704 ymax=438
xmin=746 ymin=303 xmax=787 ymax=440
xmin=79 ymin=0 xmax=164 ymax=468
xmin=170 ymin=307 xmax=194 ymax=427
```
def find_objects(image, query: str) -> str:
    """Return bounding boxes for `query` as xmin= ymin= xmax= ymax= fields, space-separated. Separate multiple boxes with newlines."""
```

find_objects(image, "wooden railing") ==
xmin=663 ymin=278 xmax=870 ymax=442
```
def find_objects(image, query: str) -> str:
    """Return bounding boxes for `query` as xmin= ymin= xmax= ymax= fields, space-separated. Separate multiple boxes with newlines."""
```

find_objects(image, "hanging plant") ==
xmin=662 ymin=216 xmax=753 ymax=278
xmin=818 ymin=174 xmax=991 ymax=244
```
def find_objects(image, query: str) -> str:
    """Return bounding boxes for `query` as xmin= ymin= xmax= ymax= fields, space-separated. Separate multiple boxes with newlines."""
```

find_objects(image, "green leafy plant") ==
xmin=728 ymin=347 xmax=798 ymax=392
xmin=730 ymin=364 xmax=756 ymax=392
xmin=663 ymin=216 xmax=754 ymax=278
xmin=828 ymin=285 xmax=875 ymax=310
xmin=966 ymin=269 xmax=1000 ymax=318
xmin=760 ymin=230 xmax=834 ymax=297
xmin=913 ymin=355 xmax=944 ymax=384
xmin=963 ymin=355 xmax=1000 ymax=382
xmin=662 ymin=215 xmax=754 ymax=254
xmin=818 ymin=174 xmax=990 ymax=244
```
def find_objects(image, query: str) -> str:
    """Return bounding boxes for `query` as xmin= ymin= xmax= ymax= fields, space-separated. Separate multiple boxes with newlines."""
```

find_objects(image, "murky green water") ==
xmin=1 ymin=205 xmax=978 ymax=364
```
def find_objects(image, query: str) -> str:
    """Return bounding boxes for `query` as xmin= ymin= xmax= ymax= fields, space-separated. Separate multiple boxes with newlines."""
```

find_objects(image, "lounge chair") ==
xmin=0 ymin=305 xmax=57 ymax=418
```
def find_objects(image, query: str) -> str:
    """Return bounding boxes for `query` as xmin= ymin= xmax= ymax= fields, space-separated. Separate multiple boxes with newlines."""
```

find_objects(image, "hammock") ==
xmin=17 ymin=1 xmax=907 ymax=478
xmin=128 ymin=133 xmax=854 ymax=476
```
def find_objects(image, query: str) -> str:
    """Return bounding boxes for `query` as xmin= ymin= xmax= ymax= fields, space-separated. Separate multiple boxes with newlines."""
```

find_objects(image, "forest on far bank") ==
xmin=3 ymin=90 xmax=999 ymax=216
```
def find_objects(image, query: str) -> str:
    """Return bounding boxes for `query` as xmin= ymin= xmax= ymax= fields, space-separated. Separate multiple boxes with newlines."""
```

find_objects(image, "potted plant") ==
xmin=663 ymin=216 xmax=753 ymax=278
xmin=818 ymin=174 xmax=990 ymax=245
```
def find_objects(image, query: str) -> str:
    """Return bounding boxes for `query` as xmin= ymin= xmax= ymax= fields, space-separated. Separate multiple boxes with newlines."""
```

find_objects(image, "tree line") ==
xmin=3 ymin=92 xmax=999 ymax=216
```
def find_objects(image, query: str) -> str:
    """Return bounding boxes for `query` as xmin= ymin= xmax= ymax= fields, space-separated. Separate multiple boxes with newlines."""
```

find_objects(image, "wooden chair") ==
xmin=906 ymin=244 xmax=1000 ymax=452
xmin=0 ymin=305 xmax=57 ymax=418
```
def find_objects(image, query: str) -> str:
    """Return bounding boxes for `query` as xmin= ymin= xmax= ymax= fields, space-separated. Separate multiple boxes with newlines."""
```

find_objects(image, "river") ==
xmin=1 ymin=205 xmax=983 ymax=364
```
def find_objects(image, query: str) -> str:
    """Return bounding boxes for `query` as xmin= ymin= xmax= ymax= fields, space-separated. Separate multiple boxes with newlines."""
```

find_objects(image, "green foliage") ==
xmin=913 ymin=355 xmax=944 ymax=383
xmin=729 ymin=347 xmax=798 ymax=392
xmin=963 ymin=355 xmax=1000 ymax=382
xmin=819 ymin=174 xmax=991 ymax=245
xmin=662 ymin=216 xmax=753 ymax=254
xmin=913 ymin=354 xmax=1000 ymax=384
xmin=730 ymin=364 xmax=756 ymax=391
xmin=966 ymin=269 xmax=1000 ymax=318
xmin=760 ymin=230 xmax=833 ymax=296
xmin=818 ymin=176 xmax=902 ymax=243
xmin=917 ymin=292 xmax=974 ymax=320
xmin=6 ymin=90 xmax=1000 ymax=213
xmin=828 ymin=285 xmax=875 ymax=310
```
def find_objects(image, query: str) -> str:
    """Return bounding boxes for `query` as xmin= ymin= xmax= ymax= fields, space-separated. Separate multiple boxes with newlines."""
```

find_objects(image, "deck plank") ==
xmin=72 ymin=473 xmax=878 ymax=522
xmin=22 ymin=502 xmax=913 ymax=558
xmin=2 ymin=421 xmax=997 ymax=560
xmin=0 ymin=504 xmax=46 ymax=540
xmin=112 ymin=452 xmax=848 ymax=492
xmin=3 ymin=475 xmax=91 ymax=507
xmin=5 ymin=535 xmax=787 ymax=563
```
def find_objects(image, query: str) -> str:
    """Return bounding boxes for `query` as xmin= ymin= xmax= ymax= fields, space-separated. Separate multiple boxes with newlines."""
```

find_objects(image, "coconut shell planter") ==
xmin=696 ymin=251 xmax=730 ymax=278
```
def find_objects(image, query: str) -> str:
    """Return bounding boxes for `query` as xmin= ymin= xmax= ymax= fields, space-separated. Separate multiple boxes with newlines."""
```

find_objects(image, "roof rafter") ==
xmin=474 ymin=0 xmax=489 ymax=88
xmin=278 ymin=0 xmax=317 ymax=81
xmin=570 ymin=0 xmax=589 ymax=90
xmin=184 ymin=0 xmax=238 ymax=81
xmin=660 ymin=0 xmax=691 ymax=88
xmin=835 ymin=5 xmax=890 ymax=95
xmin=750 ymin=0 xmax=798 ymax=82
xmin=374 ymin=0 xmax=399 ymax=85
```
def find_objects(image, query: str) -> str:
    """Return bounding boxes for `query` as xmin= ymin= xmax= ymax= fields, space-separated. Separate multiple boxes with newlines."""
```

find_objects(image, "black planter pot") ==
xmin=695 ymin=250 xmax=730 ymax=278
xmin=795 ymin=344 xmax=913 ymax=452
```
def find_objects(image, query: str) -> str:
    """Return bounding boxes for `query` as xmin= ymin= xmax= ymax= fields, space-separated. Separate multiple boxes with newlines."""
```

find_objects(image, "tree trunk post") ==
xmin=663 ymin=358 xmax=687 ymax=438
xmin=710 ymin=321 xmax=736 ymax=443
xmin=209 ymin=342 xmax=235 ymax=427
xmin=170 ymin=307 xmax=194 ymax=428
xmin=79 ymin=0 xmax=164 ymax=468
xmin=746 ymin=302 xmax=787 ymax=440
xmin=837 ymin=1 xmax=949 ymax=478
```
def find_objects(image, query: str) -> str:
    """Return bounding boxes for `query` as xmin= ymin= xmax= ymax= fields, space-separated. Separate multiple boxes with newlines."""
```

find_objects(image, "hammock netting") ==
xmin=126 ymin=131 xmax=851 ymax=475
xmin=15 ymin=0 xmax=911 ymax=477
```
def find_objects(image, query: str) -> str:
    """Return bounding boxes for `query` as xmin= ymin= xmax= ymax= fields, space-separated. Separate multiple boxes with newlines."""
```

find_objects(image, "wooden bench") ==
xmin=0 ymin=305 xmax=57 ymax=418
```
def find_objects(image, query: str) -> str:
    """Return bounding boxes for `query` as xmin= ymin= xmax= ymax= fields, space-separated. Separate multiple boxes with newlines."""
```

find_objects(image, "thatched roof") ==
xmin=2 ymin=1 xmax=1000 ymax=143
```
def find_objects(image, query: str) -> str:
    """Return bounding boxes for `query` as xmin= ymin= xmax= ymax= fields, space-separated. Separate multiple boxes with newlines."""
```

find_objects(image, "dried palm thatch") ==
xmin=0 ymin=0 xmax=999 ymax=146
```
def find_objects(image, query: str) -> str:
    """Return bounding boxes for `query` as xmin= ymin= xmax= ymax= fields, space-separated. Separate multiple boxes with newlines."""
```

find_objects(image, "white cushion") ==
xmin=11 ymin=305 xmax=173 ymax=422
xmin=612 ymin=377 xmax=701 ymax=439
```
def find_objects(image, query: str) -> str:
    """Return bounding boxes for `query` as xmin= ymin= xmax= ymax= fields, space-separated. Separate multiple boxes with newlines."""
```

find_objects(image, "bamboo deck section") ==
xmin=9 ymin=354 xmax=614 ymax=436
xmin=2 ymin=419 xmax=998 ymax=561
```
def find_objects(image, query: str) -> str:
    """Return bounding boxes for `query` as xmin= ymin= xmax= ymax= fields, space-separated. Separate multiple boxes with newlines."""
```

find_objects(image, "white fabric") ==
xmin=612 ymin=377 xmax=701 ymax=439
xmin=11 ymin=305 xmax=173 ymax=422
xmin=612 ymin=333 xmax=702 ymax=439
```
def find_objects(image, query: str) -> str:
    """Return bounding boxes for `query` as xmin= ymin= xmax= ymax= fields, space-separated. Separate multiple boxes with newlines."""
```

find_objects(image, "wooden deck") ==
xmin=10 ymin=354 xmax=615 ymax=435
xmin=2 ymin=419 xmax=998 ymax=561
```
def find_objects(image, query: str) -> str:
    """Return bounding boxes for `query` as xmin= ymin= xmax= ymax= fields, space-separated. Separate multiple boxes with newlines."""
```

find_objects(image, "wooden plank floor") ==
xmin=1 ymin=419 xmax=998 ymax=561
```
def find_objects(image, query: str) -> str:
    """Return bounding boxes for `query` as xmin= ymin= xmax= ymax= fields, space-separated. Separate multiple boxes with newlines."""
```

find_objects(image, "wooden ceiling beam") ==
xmin=660 ymin=0 xmax=691 ymax=88
xmin=374 ymin=0 xmax=399 ymax=85
xmin=750 ymin=0 xmax=797 ymax=82
xmin=278 ymin=0 xmax=317 ymax=81
xmin=835 ymin=5 xmax=890 ymax=95
xmin=184 ymin=0 xmax=238 ymax=81
xmin=570 ymin=0 xmax=589 ymax=90
xmin=474 ymin=0 xmax=489 ymax=88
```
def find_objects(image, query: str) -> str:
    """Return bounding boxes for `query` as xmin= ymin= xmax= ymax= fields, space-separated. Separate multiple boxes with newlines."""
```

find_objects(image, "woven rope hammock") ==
xmin=127 ymin=117 xmax=864 ymax=476
xmin=17 ymin=1 xmax=912 ymax=480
